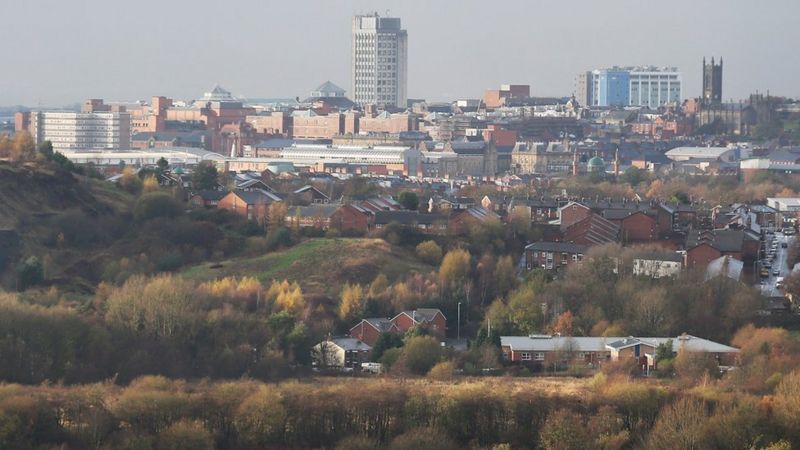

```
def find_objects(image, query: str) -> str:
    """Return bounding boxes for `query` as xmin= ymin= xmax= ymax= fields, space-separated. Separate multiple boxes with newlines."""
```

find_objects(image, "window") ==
xmin=534 ymin=353 xmax=545 ymax=361
xmin=520 ymin=352 xmax=532 ymax=361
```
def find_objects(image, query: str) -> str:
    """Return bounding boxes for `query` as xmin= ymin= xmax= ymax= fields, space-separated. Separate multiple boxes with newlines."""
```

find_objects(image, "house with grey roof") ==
xmin=501 ymin=334 xmax=738 ymax=370
xmin=312 ymin=337 xmax=372 ymax=370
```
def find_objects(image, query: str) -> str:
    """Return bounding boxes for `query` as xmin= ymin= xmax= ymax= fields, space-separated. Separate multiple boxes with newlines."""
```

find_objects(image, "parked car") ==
xmin=773 ymin=269 xmax=781 ymax=276
xmin=782 ymin=242 xmax=788 ymax=248
xmin=361 ymin=362 xmax=384 ymax=374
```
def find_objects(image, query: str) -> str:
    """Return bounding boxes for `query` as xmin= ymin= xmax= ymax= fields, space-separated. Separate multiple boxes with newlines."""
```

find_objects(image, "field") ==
xmin=182 ymin=237 xmax=433 ymax=295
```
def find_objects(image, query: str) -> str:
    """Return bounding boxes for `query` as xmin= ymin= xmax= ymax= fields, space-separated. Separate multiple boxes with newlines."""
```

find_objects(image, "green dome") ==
xmin=588 ymin=156 xmax=604 ymax=166
xmin=173 ymin=167 xmax=185 ymax=174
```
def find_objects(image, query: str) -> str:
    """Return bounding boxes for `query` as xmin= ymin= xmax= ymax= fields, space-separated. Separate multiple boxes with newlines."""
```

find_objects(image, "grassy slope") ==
xmin=182 ymin=238 xmax=433 ymax=295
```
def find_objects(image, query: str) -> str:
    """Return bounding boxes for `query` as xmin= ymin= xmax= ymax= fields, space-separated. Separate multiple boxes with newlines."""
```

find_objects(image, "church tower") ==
xmin=614 ymin=149 xmax=620 ymax=177
xmin=702 ymin=57 xmax=723 ymax=104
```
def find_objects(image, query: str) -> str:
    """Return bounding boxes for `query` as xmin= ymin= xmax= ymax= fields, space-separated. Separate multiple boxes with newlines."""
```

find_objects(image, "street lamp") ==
xmin=457 ymin=302 xmax=461 ymax=340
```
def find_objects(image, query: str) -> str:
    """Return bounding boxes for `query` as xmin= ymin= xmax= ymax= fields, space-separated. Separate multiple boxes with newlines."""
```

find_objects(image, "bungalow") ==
xmin=349 ymin=318 xmax=400 ymax=347
xmin=501 ymin=334 xmax=739 ymax=370
xmin=391 ymin=308 xmax=447 ymax=337
xmin=217 ymin=189 xmax=282 ymax=225
xmin=311 ymin=337 xmax=372 ymax=369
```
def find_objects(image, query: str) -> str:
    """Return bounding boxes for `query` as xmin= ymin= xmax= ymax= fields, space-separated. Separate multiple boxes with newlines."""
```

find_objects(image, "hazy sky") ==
xmin=2 ymin=0 xmax=798 ymax=106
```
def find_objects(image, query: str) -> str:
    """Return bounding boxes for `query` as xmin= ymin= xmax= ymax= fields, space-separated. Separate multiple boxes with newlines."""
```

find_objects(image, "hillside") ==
xmin=182 ymin=237 xmax=433 ymax=295
xmin=0 ymin=162 xmax=134 ymax=288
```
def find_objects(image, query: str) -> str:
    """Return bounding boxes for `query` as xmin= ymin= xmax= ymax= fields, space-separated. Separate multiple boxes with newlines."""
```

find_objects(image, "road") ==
xmin=760 ymin=231 xmax=794 ymax=297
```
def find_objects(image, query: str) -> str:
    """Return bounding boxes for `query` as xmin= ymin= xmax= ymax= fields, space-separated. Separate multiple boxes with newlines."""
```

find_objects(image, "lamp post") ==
xmin=457 ymin=302 xmax=461 ymax=340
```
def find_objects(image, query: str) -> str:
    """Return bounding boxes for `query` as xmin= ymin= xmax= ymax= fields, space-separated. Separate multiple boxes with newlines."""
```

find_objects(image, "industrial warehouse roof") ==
xmin=665 ymin=146 xmax=735 ymax=160
xmin=501 ymin=335 xmax=738 ymax=353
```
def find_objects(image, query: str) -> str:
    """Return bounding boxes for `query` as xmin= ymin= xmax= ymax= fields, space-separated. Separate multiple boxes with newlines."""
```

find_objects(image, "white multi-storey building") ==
xmin=628 ymin=66 xmax=681 ymax=109
xmin=351 ymin=13 xmax=408 ymax=109
xmin=578 ymin=66 xmax=681 ymax=109
xmin=30 ymin=111 xmax=131 ymax=151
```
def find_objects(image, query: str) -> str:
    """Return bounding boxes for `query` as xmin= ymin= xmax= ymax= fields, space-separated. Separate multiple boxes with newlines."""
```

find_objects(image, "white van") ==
xmin=361 ymin=362 xmax=384 ymax=374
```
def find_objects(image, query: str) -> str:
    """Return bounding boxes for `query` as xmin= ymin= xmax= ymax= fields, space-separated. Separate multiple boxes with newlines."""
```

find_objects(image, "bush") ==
xmin=335 ymin=435 xmax=382 ymax=450
xmin=416 ymin=240 xmax=443 ymax=265
xmin=17 ymin=256 xmax=44 ymax=290
xmin=427 ymin=360 xmax=457 ymax=381
xmin=388 ymin=427 xmax=458 ymax=450
xmin=156 ymin=419 xmax=214 ymax=450
xmin=401 ymin=336 xmax=442 ymax=375
xmin=134 ymin=192 xmax=182 ymax=222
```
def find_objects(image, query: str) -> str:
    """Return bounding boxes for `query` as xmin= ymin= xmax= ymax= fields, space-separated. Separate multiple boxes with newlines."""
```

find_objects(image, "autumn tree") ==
xmin=234 ymin=386 xmax=287 ymax=447
xmin=646 ymin=398 xmax=707 ymax=450
xmin=105 ymin=274 xmax=197 ymax=339
xmin=416 ymin=240 xmax=443 ymax=265
xmin=339 ymin=283 xmax=365 ymax=322
xmin=142 ymin=174 xmax=159 ymax=193
xmin=11 ymin=132 xmax=35 ymax=162
xmin=439 ymin=248 xmax=471 ymax=294
xmin=539 ymin=409 xmax=591 ymax=450
xmin=119 ymin=167 xmax=143 ymax=195
xmin=156 ymin=420 xmax=214 ymax=450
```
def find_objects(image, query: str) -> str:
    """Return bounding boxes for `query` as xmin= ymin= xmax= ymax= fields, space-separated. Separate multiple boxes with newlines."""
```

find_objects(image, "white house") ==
xmin=311 ymin=337 xmax=371 ymax=369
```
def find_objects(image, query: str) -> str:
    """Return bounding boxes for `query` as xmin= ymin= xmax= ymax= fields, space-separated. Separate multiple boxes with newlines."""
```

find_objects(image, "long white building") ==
xmin=30 ymin=110 xmax=131 ymax=151
xmin=351 ymin=13 xmax=408 ymax=109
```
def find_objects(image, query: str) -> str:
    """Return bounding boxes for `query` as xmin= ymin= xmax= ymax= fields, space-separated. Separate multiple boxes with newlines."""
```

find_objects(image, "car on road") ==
xmin=784 ymin=228 xmax=796 ymax=235
xmin=773 ymin=269 xmax=781 ymax=276
xmin=782 ymin=242 xmax=788 ymax=248
xmin=764 ymin=262 xmax=772 ymax=268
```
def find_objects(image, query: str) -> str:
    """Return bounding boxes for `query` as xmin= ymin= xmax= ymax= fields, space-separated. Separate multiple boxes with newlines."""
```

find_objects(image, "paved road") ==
xmin=760 ymin=232 xmax=794 ymax=297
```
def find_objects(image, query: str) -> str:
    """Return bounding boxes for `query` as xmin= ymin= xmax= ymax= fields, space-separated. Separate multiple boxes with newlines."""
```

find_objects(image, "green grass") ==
xmin=182 ymin=238 xmax=433 ymax=295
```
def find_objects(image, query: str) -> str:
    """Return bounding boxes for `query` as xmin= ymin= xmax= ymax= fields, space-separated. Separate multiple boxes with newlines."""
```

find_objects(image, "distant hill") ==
xmin=182 ymin=238 xmax=433 ymax=295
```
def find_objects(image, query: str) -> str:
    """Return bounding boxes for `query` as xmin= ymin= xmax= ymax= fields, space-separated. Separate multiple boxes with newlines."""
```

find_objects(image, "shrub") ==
xmin=427 ymin=360 xmax=457 ymax=381
xmin=416 ymin=240 xmax=443 ymax=265
xmin=401 ymin=336 xmax=442 ymax=375
xmin=134 ymin=192 xmax=182 ymax=222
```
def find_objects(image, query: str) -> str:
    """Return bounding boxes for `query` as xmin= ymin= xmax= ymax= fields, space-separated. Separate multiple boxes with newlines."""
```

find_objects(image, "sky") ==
xmin=1 ymin=0 xmax=798 ymax=107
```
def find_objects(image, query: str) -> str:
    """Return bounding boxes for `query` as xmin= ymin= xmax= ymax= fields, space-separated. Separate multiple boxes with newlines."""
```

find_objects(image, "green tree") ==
xmin=371 ymin=332 xmax=404 ymax=361
xmin=401 ymin=335 xmax=442 ymax=375
xmin=157 ymin=157 xmax=169 ymax=172
xmin=134 ymin=192 xmax=182 ymax=221
xmin=192 ymin=161 xmax=219 ymax=190
xmin=621 ymin=167 xmax=645 ymax=186
xmin=16 ymin=256 xmax=44 ymax=290
xmin=37 ymin=140 xmax=54 ymax=160
xmin=397 ymin=191 xmax=419 ymax=210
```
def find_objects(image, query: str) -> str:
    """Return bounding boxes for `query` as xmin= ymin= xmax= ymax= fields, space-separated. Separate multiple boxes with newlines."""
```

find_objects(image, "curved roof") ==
xmin=588 ymin=155 xmax=605 ymax=166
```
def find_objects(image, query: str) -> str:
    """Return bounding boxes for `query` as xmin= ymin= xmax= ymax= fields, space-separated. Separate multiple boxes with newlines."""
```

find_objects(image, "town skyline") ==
xmin=2 ymin=0 xmax=799 ymax=106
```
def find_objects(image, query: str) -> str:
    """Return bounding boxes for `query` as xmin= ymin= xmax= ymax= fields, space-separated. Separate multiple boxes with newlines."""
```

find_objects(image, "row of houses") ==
xmin=519 ymin=196 xmax=774 ymax=276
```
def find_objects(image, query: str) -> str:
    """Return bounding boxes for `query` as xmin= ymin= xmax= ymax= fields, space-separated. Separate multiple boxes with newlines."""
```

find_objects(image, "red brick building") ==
xmin=391 ymin=309 xmax=447 ymax=337
xmin=559 ymin=201 xmax=593 ymax=230
xmin=217 ymin=190 xmax=281 ymax=225
xmin=524 ymin=242 xmax=587 ymax=271
xmin=619 ymin=211 xmax=659 ymax=244
xmin=349 ymin=318 xmax=400 ymax=347
xmin=330 ymin=204 xmax=372 ymax=234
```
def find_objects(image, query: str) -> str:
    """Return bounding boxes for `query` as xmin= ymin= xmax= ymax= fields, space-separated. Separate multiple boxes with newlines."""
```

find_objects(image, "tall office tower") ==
xmin=702 ymin=57 xmax=723 ymax=104
xmin=351 ymin=13 xmax=408 ymax=109
xmin=575 ymin=71 xmax=593 ymax=107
